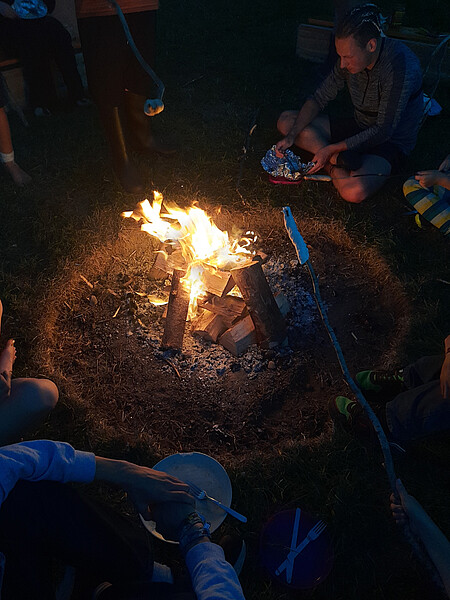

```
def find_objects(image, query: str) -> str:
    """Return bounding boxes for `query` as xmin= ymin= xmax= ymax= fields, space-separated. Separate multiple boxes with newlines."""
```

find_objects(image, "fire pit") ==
xmin=122 ymin=192 xmax=288 ymax=356
xmin=40 ymin=205 xmax=410 ymax=464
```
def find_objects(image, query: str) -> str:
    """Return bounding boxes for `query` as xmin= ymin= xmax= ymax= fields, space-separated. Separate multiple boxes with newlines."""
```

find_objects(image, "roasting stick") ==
xmin=282 ymin=206 xmax=445 ymax=594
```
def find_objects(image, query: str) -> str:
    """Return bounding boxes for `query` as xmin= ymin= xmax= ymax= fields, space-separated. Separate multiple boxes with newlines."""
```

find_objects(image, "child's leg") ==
xmin=0 ymin=106 xmax=31 ymax=186
xmin=403 ymin=177 xmax=450 ymax=235
xmin=0 ymin=378 xmax=58 ymax=445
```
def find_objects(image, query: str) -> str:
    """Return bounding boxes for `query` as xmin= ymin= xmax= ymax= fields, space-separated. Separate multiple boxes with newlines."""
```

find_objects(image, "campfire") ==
xmin=122 ymin=192 xmax=290 ymax=356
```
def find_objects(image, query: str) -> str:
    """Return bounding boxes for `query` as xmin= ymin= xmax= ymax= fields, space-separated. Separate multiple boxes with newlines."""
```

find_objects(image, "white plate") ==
xmin=140 ymin=452 xmax=232 ymax=543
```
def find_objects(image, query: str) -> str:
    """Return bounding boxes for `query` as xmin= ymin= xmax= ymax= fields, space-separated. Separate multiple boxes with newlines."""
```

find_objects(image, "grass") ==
xmin=1 ymin=1 xmax=450 ymax=598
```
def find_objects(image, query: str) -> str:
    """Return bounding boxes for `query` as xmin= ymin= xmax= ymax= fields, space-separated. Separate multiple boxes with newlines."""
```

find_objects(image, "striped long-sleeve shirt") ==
xmin=312 ymin=38 xmax=423 ymax=155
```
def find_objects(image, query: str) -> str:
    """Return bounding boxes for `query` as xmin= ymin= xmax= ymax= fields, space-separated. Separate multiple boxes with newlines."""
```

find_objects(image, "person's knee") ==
xmin=39 ymin=379 xmax=59 ymax=412
xmin=338 ymin=182 xmax=369 ymax=203
xmin=28 ymin=379 xmax=59 ymax=414
xmin=277 ymin=111 xmax=296 ymax=135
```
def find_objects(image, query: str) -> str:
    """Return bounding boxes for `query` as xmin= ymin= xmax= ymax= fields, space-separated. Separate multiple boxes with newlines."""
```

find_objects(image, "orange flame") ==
xmin=122 ymin=191 xmax=255 ymax=318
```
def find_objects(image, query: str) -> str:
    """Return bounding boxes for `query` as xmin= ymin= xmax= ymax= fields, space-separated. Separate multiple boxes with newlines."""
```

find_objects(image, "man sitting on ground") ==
xmin=0 ymin=298 xmax=58 ymax=445
xmin=331 ymin=334 xmax=450 ymax=444
xmin=276 ymin=3 xmax=423 ymax=203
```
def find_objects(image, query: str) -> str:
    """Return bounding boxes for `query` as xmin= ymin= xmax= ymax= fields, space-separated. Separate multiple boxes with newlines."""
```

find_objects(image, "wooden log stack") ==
xmin=155 ymin=245 xmax=290 ymax=356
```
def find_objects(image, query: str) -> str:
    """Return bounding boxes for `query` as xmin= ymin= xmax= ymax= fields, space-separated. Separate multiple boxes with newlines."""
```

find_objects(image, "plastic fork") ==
xmin=276 ymin=520 xmax=327 ymax=581
xmin=186 ymin=480 xmax=247 ymax=523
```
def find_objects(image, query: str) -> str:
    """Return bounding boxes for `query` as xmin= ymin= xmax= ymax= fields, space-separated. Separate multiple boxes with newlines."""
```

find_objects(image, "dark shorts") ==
xmin=329 ymin=116 xmax=407 ymax=174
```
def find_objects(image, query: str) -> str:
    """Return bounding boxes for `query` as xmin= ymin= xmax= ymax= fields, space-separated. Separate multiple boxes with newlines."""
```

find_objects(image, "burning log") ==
xmin=191 ymin=311 xmax=227 ymax=343
xmin=153 ymin=249 xmax=188 ymax=276
xmin=218 ymin=315 xmax=257 ymax=357
xmin=231 ymin=261 xmax=287 ymax=348
xmin=201 ymin=270 xmax=235 ymax=297
xmin=198 ymin=295 xmax=247 ymax=328
xmin=161 ymin=269 xmax=191 ymax=351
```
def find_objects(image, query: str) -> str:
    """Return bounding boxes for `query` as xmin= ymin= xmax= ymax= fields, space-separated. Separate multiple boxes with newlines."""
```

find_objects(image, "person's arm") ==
xmin=152 ymin=503 xmax=246 ymax=600
xmin=414 ymin=170 xmax=450 ymax=191
xmin=185 ymin=542 xmax=246 ymax=600
xmin=94 ymin=457 xmax=191 ymax=517
xmin=0 ymin=440 xmax=96 ymax=506
xmin=440 ymin=335 xmax=450 ymax=399
xmin=391 ymin=479 xmax=450 ymax=598
xmin=275 ymin=63 xmax=345 ymax=156
xmin=0 ymin=441 xmax=191 ymax=511
xmin=439 ymin=155 xmax=450 ymax=173
xmin=344 ymin=56 xmax=418 ymax=151
xmin=275 ymin=98 xmax=321 ymax=156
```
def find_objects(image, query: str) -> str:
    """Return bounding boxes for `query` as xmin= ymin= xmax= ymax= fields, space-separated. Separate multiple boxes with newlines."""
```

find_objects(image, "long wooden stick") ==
xmin=282 ymin=206 xmax=445 ymax=594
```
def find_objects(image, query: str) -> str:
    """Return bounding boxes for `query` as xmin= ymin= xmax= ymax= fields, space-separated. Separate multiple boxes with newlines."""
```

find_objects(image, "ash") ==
xmin=131 ymin=253 xmax=320 ymax=383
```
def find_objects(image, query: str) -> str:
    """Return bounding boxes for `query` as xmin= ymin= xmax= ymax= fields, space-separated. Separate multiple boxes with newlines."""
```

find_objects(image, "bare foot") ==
xmin=4 ymin=161 xmax=32 ymax=186
xmin=0 ymin=339 xmax=16 ymax=375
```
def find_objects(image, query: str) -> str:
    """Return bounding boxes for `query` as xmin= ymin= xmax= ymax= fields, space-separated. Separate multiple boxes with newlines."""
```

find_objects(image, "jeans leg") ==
xmin=385 ymin=380 xmax=450 ymax=441
xmin=403 ymin=355 xmax=444 ymax=389
xmin=0 ymin=481 xmax=154 ymax=599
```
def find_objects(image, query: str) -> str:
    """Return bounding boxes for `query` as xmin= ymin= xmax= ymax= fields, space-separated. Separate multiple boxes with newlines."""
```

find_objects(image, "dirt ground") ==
xmin=38 ymin=205 xmax=411 ymax=469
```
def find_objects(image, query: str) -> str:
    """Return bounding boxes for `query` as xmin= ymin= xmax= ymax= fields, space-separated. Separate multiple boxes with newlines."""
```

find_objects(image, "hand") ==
xmin=119 ymin=463 xmax=191 ymax=520
xmin=440 ymin=353 xmax=450 ymax=399
xmin=275 ymin=134 xmax=295 ymax=158
xmin=439 ymin=155 xmax=450 ymax=172
xmin=0 ymin=2 xmax=18 ymax=18
xmin=308 ymin=145 xmax=336 ymax=174
xmin=151 ymin=500 xmax=196 ymax=540
xmin=0 ymin=299 xmax=3 ymax=334
xmin=390 ymin=479 xmax=429 ymax=536
xmin=414 ymin=170 xmax=441 ymax=188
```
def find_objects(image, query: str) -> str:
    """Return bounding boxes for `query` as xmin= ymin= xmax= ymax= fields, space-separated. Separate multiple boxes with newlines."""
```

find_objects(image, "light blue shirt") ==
xmin=0 ymin=440 xmax=246 ymax=599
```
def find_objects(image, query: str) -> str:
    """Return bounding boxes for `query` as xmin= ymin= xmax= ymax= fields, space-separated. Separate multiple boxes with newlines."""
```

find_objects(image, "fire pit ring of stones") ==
xmin=40 ymin=206 xmax=411 ymax=467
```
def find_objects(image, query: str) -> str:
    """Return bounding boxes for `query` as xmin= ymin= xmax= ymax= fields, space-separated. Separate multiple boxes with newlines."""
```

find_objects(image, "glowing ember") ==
xmin=122 ymin=191 xmax=256 ymax=318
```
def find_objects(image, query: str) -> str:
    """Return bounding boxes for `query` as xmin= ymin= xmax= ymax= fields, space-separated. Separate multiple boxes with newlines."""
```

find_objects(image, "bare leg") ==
xmin=0 ymin=107 xmax=32 ymax=186
xmin=0 ymin=378 xmax=59 ymax=445
xmin=329 ymin=154 xmax=391 ymax=203
xmin=277 ymin=110 xmax=331 ymax=154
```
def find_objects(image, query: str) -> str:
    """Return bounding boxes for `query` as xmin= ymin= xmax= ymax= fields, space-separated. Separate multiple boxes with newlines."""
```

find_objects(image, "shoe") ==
xmin=98 ymin=106 xmax=144 ymax=194
xmin=123 ymin=91 xmax=177 ymax=156
xmin=218 ymin=533 xmax=246 ymax=576
xmin=328 ymin=396 xmax=373 ymax=439
xmin=335 ymin=150 xmax=363 ymax=171
xmin=356 ymin=369 xmax=404 ymax=393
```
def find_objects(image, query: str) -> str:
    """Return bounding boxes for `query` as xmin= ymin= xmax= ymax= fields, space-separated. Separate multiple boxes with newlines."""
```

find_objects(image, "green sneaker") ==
xmin=356 ymin=369 xmax=404 ymax=393
xmin=329 ymin=396 xmax=373 ymax=439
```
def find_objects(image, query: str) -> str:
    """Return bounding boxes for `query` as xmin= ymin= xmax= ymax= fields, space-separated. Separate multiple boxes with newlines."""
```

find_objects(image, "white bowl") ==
xmin=140 ymin=451 xmax=232 ymax=543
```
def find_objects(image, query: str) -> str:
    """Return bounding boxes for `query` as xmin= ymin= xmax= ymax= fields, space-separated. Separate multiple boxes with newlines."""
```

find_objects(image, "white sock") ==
xmin=151 ymin=562 xmax=174 ymax=584
xmin=0 ymin=150 xmax=14 ymax=164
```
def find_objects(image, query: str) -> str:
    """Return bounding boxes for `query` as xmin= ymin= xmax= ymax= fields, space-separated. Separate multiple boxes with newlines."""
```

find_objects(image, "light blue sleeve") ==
xmin=185 ymin=541 xmax=246 ymax=600
xmin=0 ymin=440 xmax=96 ymax=507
